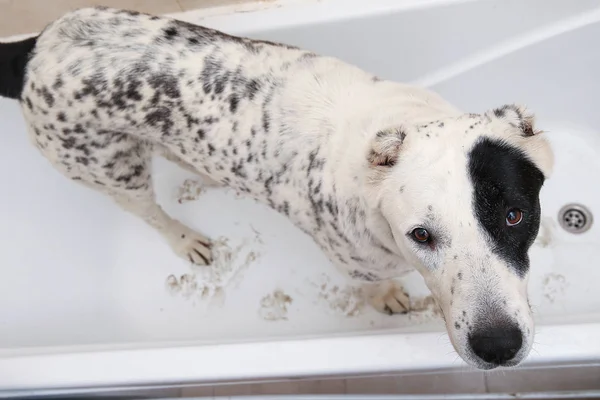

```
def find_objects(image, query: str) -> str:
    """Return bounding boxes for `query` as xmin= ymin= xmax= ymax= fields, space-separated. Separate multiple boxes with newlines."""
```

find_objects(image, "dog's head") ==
xmin=367 ymin=104 xmax=553 ymax=369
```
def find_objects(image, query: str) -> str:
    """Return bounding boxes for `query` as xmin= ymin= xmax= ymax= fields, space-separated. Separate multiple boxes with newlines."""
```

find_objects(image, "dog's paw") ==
xmin=168 ymin=225 xmax=213 ymax=266
xmin=183 ymin=236 xmax=212 ymax=266
xmin=364 ymin=280 xmax=410 ymax=315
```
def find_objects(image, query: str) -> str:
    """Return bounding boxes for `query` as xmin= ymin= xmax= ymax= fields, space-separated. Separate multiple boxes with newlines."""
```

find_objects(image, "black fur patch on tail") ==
xmin=0 ymin=36 xmax=38 ymax=100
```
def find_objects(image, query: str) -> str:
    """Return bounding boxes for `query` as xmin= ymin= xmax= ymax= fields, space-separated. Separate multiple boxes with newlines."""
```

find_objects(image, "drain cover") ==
xmin=559 ymin=204 xmax=593 ymax=234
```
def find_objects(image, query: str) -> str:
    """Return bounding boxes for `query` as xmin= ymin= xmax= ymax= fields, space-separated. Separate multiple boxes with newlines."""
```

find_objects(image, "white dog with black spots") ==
xmin=0 ymin=7 xmax=553 ymax=369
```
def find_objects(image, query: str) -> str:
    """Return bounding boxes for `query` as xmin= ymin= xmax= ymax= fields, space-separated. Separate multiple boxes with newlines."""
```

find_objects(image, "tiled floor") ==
xmin=0 ymin=0 xmax=251 ymax=37
xmin=150 ymin=364 xmax=600 ymax=397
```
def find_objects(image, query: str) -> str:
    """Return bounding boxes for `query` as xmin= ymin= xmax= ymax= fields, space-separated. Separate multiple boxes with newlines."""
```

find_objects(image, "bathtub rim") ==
xmin=0 ymin=322 xmax=599 ymax=391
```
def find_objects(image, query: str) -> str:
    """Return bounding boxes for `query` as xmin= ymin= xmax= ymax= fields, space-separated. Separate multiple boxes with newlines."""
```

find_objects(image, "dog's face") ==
xmin=368 ymin=105 xmax=553 ymax=370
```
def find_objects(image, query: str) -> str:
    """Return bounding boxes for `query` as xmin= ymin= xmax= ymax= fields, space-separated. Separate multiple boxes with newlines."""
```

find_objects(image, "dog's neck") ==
xmin=274 ymin=65 xmax=459 ymax=273
xmin=331 ymin=80 xmax=460 ymax=252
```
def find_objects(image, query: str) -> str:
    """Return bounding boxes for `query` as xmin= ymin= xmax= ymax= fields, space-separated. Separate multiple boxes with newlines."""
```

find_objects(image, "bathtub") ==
xmin=0 ymin=0 xmax=599 ymax=395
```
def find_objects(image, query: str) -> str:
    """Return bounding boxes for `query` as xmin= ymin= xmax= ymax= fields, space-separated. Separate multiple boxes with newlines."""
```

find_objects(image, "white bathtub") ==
xmin=1 ymin=0 xmax=599 ymax=394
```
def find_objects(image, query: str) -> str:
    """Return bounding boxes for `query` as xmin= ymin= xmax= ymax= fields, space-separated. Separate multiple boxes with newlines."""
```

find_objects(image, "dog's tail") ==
xmin=0 ymin=36 xmax=38 ymax=100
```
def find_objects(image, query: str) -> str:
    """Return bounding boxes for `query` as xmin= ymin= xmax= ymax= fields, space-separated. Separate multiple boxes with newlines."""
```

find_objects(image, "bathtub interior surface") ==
xmin=1 ymin=0 xmax=599 ymax=353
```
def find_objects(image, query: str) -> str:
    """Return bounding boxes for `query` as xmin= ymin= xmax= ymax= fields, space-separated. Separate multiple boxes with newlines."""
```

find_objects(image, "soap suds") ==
xmin=259 ymin=290 xmax=293 ymax=321
xmin=534 ymin=217 xmax=554 ymax=248
xmin=176 ymin=178 xmax=204 ymax=204
xmin=308 ymin=275 xmax=445 ymax=320
xmin=166 ymin=273 xmax=209 ymax=300
xmin=310 ymin=275 xmax=365 ymax=317
xmin=543 ymin=273 xmax=568 ymax=303
xmin=408 ymin=295 xmax=443 ymax=322
xmin=165 ymin=235 xmax=262 ymax=304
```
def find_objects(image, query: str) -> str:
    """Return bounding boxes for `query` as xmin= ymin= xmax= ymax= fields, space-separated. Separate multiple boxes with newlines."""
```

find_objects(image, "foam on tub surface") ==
xmin=259 ymin=290 xmax=293 ymax=321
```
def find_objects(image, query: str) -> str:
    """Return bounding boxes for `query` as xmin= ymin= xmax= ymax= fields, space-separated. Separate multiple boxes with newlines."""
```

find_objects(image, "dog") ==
xmin=0 ymin=7 xmax=553 ymax=370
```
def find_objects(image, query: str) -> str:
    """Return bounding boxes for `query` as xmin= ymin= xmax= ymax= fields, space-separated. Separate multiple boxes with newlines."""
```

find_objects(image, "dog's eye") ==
xmin=411 ymin=228 xmax=430 ymax=243
xmin=506 ymin=209 xmax=523 ymax=226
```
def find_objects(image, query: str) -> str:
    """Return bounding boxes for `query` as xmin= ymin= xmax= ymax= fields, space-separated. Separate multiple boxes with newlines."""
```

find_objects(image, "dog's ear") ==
xmin=368 ymin=127 xmax=406 ymax=167
xmin=488 ymin=104 xmax=554 ymax=178
xmin=488 ymin=104 xmax=541 ymax=137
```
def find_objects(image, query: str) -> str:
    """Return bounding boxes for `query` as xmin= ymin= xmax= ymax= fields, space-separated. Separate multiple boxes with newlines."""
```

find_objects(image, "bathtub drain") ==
xmin=558 ymin=204 xmax=593 ymax=234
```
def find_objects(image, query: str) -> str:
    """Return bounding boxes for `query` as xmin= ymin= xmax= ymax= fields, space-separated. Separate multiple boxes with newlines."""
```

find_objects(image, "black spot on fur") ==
xmin=115 ymin=164 xmax=145 ymax=184
xmin=40 ymin=86 xmax=54 ymax=107
xmin=75 ymin=144 xmax=90 ymax=156
xmin=75 ymin=156 xmax=89 ymax=166
xmin=60 ymin=136 xmax=76 ymax=149
xmin=229 ymin=95 xmax=239 ymax=113
xmin=52 ymin=76 xmax=64 ymax=90
xmin=349 ymin=270 xmax=380 ymax=282
xmin=73 ymin=124 xmax=85 ymax=134
xmin=262 ymin=112 xmax=270 ymax=133
xmin=494 ymin=106 xmax=507 ymax=118
xmin=468 ymin=138 xmax=545 ymax=276
xmin=164 ymin=27 xmax=179 ymax=39
xmin=148 ymin=73 xmax=180 ymax=99
xmin=126 ymin=80 xmax=143 ymax=101
xmin=144 ymin=107 xmax=174 ymax=136
xmin=122 ymin=10 xmax=140 ymax=16
xmin=246 ymin=79 xmax=261 ymax=100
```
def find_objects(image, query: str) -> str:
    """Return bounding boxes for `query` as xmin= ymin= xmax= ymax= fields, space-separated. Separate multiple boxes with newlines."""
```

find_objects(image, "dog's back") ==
xmin=24 ymin=7 xmax=307 ymax=142
xmin=2 ymin=7 xmax=383 ymax=265
xmin=16 ymin=8 xmax=313 ymax=195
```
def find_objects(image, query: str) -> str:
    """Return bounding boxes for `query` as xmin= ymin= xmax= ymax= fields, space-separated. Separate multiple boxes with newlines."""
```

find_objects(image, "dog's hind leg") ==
xmin=113 ymin=188 xmax=213 ymax=265
xmin=156 ymin=145 xmax=222 ymax=187
xmin=40 ymin=131 xmax=212 ymax=265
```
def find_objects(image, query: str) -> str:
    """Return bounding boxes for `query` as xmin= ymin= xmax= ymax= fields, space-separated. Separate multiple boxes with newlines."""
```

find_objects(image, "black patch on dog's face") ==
xmin=468 ymin=137 xmax=545 ymax=277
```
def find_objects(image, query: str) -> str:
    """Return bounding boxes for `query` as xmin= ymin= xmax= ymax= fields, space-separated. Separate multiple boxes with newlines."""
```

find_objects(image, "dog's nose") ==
xmin=468 ymin=325 xmax=522 ymax=365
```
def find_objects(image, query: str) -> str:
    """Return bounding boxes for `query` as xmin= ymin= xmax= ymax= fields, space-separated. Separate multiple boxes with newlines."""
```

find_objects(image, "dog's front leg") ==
xmin=362 ymin=279 xmax=410 ymax=315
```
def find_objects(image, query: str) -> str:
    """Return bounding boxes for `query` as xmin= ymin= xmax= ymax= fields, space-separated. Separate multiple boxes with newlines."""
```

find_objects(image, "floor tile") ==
xmin=67 ymin=0 xmax=182 ymax=15
xmin=344 ymin=376 xmax=399 ymax=395
xmin=212 ymin=379 xmax=346 ymax=396
xmin=181 ymin=384 xmax=215 ymax=397
xmin=178 ymin=0 xmax=251 ymax=11
xmin=0 ymin=0 xmax=72 ymax=36
xmin=346 ymin=370 xmax=487 ymax=394
xmin=485 ymin=364 xmax=600 ymax=393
